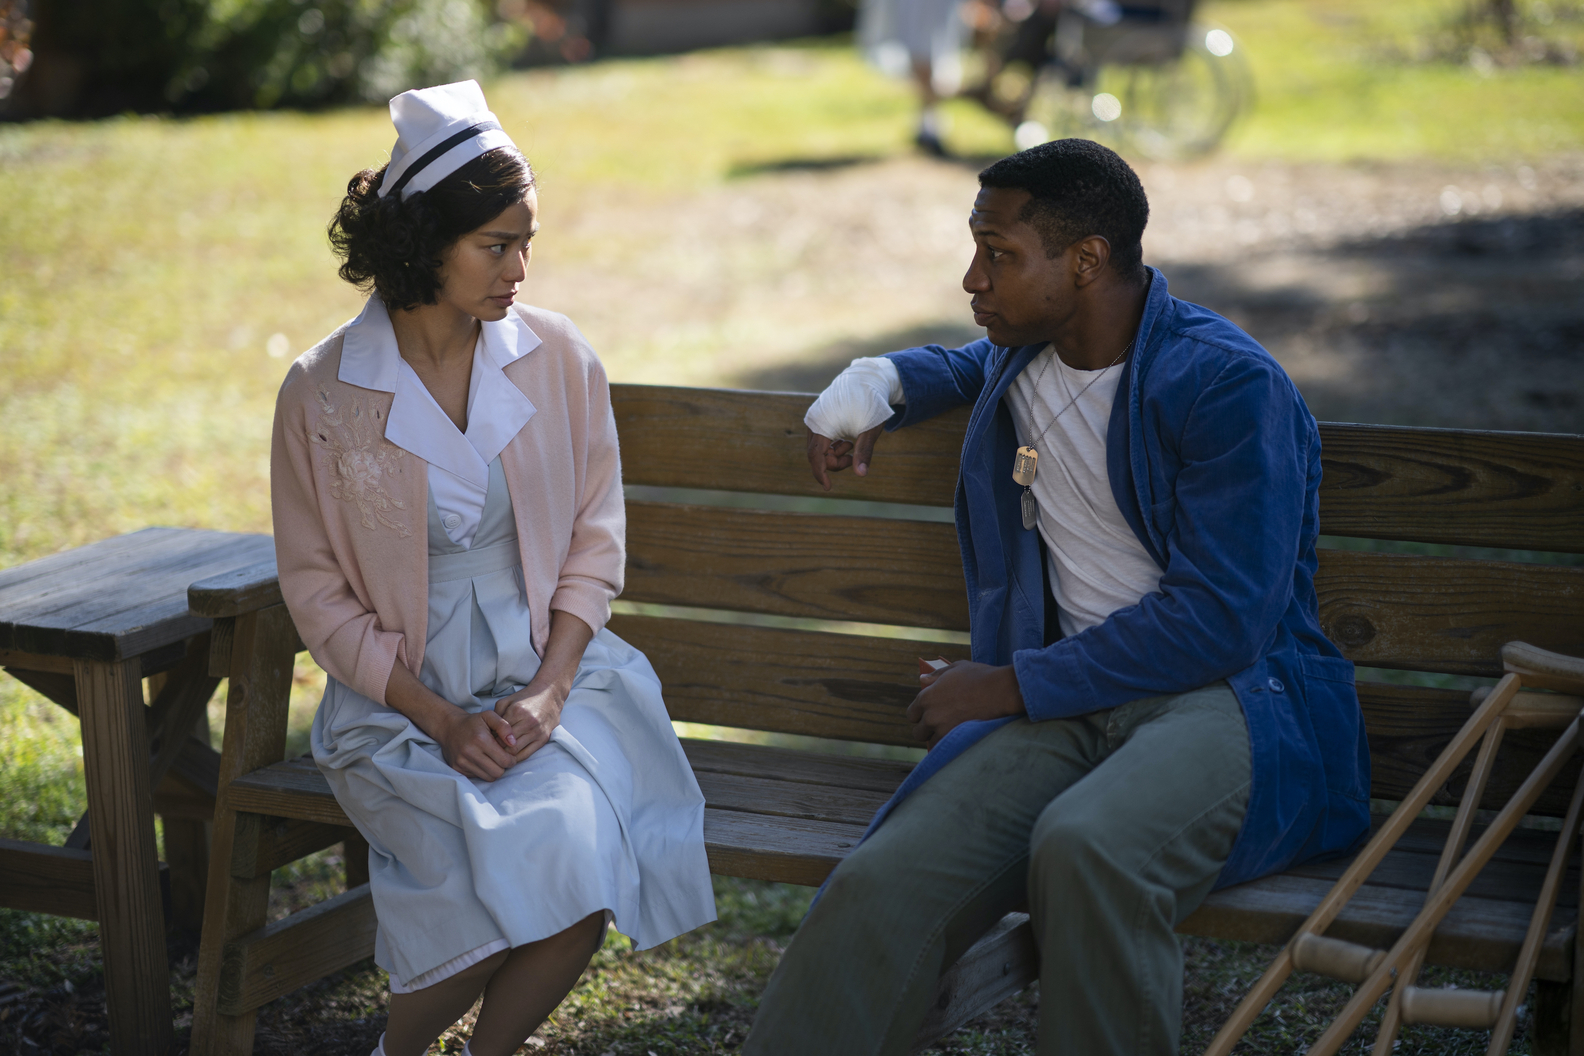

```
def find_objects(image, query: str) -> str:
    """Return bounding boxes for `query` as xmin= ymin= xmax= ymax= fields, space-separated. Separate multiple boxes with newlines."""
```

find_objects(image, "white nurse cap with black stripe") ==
xmin=377 ymin=80 xmax=518 ymax=201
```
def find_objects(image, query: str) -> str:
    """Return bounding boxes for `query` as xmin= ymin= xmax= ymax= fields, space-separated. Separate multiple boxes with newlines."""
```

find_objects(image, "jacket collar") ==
xmin=338 ymin=296 xmax=541 ymax=488
xmin=1116 ymin=267 xmax=1173 ymax=562
xmin=966 ymin=266 xmax=1172 ymax=450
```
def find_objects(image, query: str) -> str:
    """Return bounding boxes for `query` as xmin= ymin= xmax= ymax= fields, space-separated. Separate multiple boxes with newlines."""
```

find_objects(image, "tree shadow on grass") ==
xmin=1165 ymin=206 xmax=1584 ymax=431
xmin=733 ymin=207 xmax=1584 ymax=433
xmin=730 ymin=320 xmax=984 ymax=394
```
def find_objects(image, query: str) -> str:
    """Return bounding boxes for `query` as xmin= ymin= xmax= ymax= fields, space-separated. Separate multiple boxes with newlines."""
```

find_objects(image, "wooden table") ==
xmin=0 ymin=527 xmax=275 ymax=1056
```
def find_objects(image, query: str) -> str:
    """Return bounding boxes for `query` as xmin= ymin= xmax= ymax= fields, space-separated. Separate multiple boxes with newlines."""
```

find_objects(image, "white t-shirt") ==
xmin=1003 ymin=346 xmax=1163 ymax=638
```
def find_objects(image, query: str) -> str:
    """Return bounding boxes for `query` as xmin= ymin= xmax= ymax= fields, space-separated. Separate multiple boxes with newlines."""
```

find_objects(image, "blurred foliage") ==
xmin=18 ymin=0 xmax=523 ymax=114
xmin=1395 ymin=0 xmax=1582 ymax=68
xmin=0 ymin=0 xmax=32 ymax=100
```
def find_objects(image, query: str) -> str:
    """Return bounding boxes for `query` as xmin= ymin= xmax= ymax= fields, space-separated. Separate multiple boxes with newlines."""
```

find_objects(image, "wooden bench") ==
xmin=187 ymin=384 xmax=1584 ymax=1056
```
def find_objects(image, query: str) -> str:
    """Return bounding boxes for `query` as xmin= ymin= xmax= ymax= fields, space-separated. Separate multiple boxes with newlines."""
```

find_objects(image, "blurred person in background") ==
xmin=860 ymin=0 xmax=967 ymax=155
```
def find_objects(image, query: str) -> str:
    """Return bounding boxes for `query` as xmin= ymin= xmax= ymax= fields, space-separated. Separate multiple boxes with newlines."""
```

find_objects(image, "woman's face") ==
xmin=436 ymin=190 xmax=539 ymax=322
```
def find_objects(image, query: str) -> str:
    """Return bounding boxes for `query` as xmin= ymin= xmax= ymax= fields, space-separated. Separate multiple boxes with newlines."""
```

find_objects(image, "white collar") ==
xmin=339 ymin=296 xmax=540 ymax=488
xmin=338 ymin=296 xmax=542 ymax=392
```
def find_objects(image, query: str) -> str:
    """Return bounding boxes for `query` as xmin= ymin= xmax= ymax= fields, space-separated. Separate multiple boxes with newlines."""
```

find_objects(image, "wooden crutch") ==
xmin=1203 ymin=642 xmax=1584 ymax=1056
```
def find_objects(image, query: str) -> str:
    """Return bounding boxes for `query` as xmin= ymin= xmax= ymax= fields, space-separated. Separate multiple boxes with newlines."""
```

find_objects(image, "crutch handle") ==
xmin=1469 ymin=686 xmax=1584 ymax=729
xmin=1399 ymin=985 xmax=1504 ymax=1028
xmin=1290 ymin=933 xmax=1386 ymax=984
xmin=1503 ymin=641 xmax=1584 ymax=694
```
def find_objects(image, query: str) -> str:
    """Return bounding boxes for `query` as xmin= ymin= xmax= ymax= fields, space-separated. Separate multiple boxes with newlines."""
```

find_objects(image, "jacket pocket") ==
xmin=1300 ymin=654 xmax=1369 ymax=801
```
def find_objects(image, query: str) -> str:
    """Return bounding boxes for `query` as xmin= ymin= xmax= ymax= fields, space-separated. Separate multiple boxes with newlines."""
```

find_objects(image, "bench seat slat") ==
xmin=695 ymin=771 xmax=892 ymax=827
xmin=703 ymin=809 xmax=867 ymax=887
xmin=1284 ymin=830 xmax=1578 ymax=907
xmin=626 ymin=501 xmax=968 ymax=631
xmin=1182 ymin=868 xmax=1577 ymax=982
xmin=226 ymin=747 xmax=1575 ymax=976
xmin=681 ymin=738 xmax=916 ymax=792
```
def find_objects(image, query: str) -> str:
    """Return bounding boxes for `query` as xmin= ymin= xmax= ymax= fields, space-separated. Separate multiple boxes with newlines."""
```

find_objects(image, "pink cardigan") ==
xmin=270 ymin=303 xmax=624 ymax=705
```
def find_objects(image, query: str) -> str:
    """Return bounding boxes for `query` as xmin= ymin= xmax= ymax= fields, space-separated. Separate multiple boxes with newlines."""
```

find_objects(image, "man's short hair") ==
xmin=979 ymin=139 xmax=1149 ymax=282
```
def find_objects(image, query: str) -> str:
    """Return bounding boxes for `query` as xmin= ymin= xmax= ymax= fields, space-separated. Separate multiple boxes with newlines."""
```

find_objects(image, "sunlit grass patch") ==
xmin=1219 ymin=0 xmax=1584 ymax=162
xmin=0 ymin=677 xmax=85 ymax=845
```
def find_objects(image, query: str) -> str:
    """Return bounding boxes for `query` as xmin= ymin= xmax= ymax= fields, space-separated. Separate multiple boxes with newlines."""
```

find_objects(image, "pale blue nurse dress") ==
xmin=308 ymin=307 xmax=714 ymax=993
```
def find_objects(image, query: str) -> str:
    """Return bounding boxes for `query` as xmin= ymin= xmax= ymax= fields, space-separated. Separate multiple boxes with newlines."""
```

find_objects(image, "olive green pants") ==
xmin=744 ymin=682 xmax=1252 ymax=1056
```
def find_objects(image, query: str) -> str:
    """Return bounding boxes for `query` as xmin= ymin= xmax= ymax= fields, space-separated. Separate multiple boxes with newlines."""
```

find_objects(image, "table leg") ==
xmin=160 ymin=690 xmax=214 ymax=934
xmin=75 ymin=657 xmax=173 ymax=1056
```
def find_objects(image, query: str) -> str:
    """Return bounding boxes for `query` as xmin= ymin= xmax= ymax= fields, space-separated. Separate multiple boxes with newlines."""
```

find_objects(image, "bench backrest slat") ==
xmin=1316 ymin=550 xmax=1584 ymax=678
xmin=624 ymin=502 xmax=969 ymax=631
xmin=613 ymin=386 xmax=1584 ymax=552
xmin=606 ymin=612 xmax=949 ymax=746
xmin=1317 ymin=424 xmax=1584 ymax=554
xmin=1360 ymin=682 xmax=1583 ymax=818
xmin=615 ymin=386 xmax=967 ymax=506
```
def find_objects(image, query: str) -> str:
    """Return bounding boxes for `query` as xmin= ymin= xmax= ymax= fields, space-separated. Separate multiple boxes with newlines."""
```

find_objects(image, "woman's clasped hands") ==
xmin=495 ymin=683 xmax=563 ymax=763
xmin=436 ymin=682 xmax=563 ymax=782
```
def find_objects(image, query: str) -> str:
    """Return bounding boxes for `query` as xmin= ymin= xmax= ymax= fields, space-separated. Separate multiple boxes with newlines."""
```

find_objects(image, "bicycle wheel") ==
xmin=1100 ymin=22 xmax=1249 ymax=158
xmin=1018 ymin=21 xmax=1250 ymax=160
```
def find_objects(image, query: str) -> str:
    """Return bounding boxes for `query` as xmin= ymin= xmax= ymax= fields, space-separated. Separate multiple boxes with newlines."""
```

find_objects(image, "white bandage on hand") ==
xmin=802 ymin=357 xmax=905 ymax=442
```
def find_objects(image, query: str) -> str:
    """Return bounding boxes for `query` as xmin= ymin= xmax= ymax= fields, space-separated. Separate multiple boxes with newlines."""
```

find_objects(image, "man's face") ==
xmin=962 ymin=185 xmax=1073 ymax=347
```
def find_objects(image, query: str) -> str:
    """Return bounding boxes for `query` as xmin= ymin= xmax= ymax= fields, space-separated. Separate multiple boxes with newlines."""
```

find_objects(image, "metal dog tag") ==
xmin=1012 ymin=446 xmax=1039 ymax=487
xmin=1021 ymin=489 xmax=1038 ymax=531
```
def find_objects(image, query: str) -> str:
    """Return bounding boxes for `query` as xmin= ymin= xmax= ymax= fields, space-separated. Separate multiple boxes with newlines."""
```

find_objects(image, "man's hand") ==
xmin=437 ymin=707 xmax=519 ymax=781
xmin=907 ymin=661 xmax=1025 ymax=748
xmin=495 ymin=683 xmax=565 ymax=765
xmin=806 ymin=424 xmax=884 ymax=491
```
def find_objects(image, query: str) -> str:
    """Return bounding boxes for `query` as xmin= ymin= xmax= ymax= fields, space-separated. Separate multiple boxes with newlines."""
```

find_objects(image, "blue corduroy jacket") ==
xmin=866 ymin=267 xmax=1370 ymax=889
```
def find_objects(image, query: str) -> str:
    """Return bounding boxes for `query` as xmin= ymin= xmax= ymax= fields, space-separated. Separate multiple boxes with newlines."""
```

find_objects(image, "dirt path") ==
xmin=536 ymin=151 xmax=1584 ymax=434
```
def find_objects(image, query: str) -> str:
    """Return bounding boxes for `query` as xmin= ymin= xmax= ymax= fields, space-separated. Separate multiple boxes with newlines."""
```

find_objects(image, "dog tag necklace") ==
xmin=1014 ymin=339 xmax=1134 ymax=531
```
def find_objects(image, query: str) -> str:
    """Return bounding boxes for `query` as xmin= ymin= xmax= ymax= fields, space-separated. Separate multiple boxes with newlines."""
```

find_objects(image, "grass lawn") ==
xmin=1 ymin=0 xmax=1580 ymax=1050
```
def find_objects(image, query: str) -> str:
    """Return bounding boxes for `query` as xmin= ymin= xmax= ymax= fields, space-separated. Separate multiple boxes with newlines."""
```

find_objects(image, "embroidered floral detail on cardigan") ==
xmin=311 ymin=388 xmax=411 ymax=537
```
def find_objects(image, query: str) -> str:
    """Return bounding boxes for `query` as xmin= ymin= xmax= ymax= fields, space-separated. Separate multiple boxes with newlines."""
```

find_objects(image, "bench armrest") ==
xmin=189 ymin=559 xmax=282 ymax=619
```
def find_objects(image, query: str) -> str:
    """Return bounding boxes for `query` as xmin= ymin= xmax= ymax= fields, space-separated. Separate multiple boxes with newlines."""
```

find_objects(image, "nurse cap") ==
xmin=377 ymin=80 xmax=519 ymax=201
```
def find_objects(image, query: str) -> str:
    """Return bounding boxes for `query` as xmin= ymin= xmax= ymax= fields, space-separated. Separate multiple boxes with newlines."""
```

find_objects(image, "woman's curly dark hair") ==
xmin=328 ymin=147 xmax=536 ymax=312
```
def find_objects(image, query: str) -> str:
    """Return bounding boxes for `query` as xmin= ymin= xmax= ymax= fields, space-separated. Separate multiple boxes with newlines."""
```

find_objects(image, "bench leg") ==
xmin=909 ymin=912 xmax=1038 ymax=1053
xmin=344 ymin=830 xmax=371 ymax=890
xmin=76 ymin=656 xmax=175 ymax=1056
xmin=162 ymin=704 xmax=214 ymax=935
xmin=163 ymin=817 xmax=210 ymax=935
xmin=189 ymin=607 xmax=297 ymax=1056
xmin=1534 ymin=978 xmax=1576 ymax=1056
